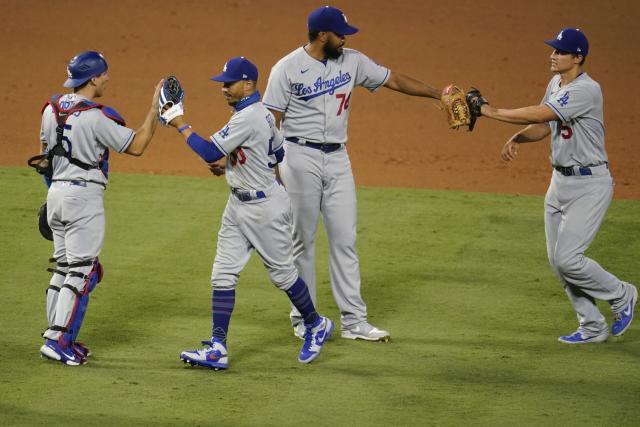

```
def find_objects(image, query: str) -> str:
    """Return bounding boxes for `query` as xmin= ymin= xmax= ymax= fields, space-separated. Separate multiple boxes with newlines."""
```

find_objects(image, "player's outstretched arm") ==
xmin=125 ymin=80 xmax=163 ymax=156
xmin=383 ymin=72 xmax=441 ymax=99
xmin=481 ymin=104 xmax=557 ymax=125
xmin=501 ymin=123 xmax=551 ymax=162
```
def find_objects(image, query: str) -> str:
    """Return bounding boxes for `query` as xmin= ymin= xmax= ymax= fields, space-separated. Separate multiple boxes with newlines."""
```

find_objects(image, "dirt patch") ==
xmin=2 ymin=0 xmax=638 ymax=199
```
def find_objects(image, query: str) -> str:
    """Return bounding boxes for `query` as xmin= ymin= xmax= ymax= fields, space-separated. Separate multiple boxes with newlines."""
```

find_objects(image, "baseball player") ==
xmin=263 ymin=6 xmax=442 ymax=341
xmin=468 ymin=28 xmax=637 ymax=343
xmin=38 ymin=51 xmax=162 ymax=365
xmin=163 ymin=57 xmax=333 ymax=369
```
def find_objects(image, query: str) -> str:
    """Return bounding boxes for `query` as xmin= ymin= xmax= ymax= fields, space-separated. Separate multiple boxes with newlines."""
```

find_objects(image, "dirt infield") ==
xmin=2 ymin=0 xmax=638 ymax=199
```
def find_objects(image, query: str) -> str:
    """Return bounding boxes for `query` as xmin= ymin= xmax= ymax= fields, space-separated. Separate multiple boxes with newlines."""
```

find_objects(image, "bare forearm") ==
xmin=384 ymin=72 xmax=441 ymax=99
xmin=481 ymin=104 xmax=557 ymax=125
xmin=269 ymin=109 xmax=284 ymax=128
xmin=127 ymin=107 xmax=159 ymax=156
xmin=512 ymin=123 xmax=551 ymax=143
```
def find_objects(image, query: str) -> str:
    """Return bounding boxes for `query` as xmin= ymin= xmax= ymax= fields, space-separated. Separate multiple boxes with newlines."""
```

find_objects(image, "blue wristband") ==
xmin=178 ymin=125 xmax=192 ymax=133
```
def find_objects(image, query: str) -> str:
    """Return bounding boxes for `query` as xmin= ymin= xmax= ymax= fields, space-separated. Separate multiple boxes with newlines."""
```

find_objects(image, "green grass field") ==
xmin=1 ymin=166 xmax=639 ymax=426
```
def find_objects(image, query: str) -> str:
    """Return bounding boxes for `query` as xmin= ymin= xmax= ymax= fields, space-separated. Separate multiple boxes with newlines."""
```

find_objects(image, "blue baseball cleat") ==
xmin=40 ymin=339 xmax=85 ymax=365
xmin=180 ymin=339 xmax=228 ymax=370
xmin=558 ymin=330 xmax=609 ymax=344
xmin=299 ymin=316 xmax=333 ymax=363
xmin=612 ymin=286 xmax=637 ymax=337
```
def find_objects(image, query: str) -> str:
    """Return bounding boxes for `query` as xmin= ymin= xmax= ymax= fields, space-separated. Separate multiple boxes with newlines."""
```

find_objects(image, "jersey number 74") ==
xmin=336 ymin=92 xmax=351 ymax=116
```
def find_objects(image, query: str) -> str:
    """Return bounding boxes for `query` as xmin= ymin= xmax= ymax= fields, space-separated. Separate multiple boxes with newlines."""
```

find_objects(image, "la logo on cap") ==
xmin=223 ymin=63 xmax=228 ymax=72
xmin=343 ymin=13 xmax=348 ymax=23
xmin=557 ymin=30 xmax=563 ymax=40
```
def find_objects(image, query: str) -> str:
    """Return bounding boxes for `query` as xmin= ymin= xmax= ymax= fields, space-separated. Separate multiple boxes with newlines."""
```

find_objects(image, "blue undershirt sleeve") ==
xmin=186 ymin=132 xmax=225 ymax=163
xmin=274 ymin=146 xmax=285 ymax=164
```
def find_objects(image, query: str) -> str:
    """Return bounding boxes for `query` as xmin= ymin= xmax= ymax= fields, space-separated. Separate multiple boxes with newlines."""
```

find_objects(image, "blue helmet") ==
xmin=63 ymin=51 xmax=108 ymax=88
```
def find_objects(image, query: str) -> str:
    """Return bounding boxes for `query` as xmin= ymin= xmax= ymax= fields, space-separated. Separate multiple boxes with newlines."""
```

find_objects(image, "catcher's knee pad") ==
xmin=86 ymin=257 xmax=104 ymax=294
xmin=47 ymin=257 xmax=69 ymax=293
xmin=64 ymin=259 xmax=100 ymax=293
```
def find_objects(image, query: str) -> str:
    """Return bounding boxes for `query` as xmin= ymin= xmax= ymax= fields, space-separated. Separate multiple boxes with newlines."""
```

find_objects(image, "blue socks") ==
xmin=285 ymin=277 xmax=319 ymax=326
xmin=212 ymin=289 xmax=235 ymax=343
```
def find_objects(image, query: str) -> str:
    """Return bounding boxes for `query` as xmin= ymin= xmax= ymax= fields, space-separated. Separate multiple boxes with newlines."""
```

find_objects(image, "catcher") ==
xmin=33 ymin=50 xmax=162 ymax=365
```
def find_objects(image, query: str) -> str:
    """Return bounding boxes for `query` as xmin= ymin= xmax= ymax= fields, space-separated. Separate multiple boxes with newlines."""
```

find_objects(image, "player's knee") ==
xmin=63 ymin=259 xmax=96 ymax=294
xmin=47 ymin=257 xmax=68 ymax=288
xmin=551 ymin=252 xmax=585 ymax=276
xmin=270 ymin=268 xmax=298 ymax=291
xmin=211 ymin=275 xmax=237 ymax=291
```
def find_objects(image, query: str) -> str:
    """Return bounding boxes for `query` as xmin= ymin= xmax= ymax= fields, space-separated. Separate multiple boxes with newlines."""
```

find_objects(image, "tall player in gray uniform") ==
xmin=474 ymin=28 xmax=637 ymax=343
xmin=39 ymin=51 xmax=162 ymax=365
xmin=263 ymin=6 xmax=442 ymax=341
xmin=162 ymin=57 xmax=333 ymax=369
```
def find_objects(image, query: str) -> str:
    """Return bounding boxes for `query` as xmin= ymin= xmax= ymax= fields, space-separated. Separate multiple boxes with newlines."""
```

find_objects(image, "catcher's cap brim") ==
xmin=63 ymin=77 xmax=92 ymax=88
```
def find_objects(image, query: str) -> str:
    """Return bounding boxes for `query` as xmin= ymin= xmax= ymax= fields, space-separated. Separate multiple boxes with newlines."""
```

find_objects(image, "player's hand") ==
xmin=168 ymin=115 xmax=187 ymax=128
xmin=208 ymin=158 xmax=226 ymax=176
xmin=501 ymin=138 xmax=519 ymax=162
xmin=151 ymin=79 xmax=163 ymax=112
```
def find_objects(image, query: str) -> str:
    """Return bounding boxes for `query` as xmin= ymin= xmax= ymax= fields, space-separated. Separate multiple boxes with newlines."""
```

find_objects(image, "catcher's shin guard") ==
xmin=46 ymin=258 xmax=68 ymax=327
xmin=67 ymin=258 xmax=104 ymax=343
xmin=46 ymin=259 xmax=103 ymax=345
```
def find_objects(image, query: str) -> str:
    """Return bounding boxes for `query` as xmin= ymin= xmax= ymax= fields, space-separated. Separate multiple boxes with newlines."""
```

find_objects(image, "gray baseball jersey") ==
xmin=209 ymin=97 xmax=298 ymax=290
xmin=209 ymin=101 xmax=284 ymax=192
xmin=41 ymin=93 xmax=134 ymax=343
xmin=263 ymin=47 xmax=389 ymax=143
xmin=263 ymin=46 xmax=391 ymax=329
xmin=543 ymin=72 xmax=607 ymax=167
xmin=40 ymin=93 xmax=134 ymax=185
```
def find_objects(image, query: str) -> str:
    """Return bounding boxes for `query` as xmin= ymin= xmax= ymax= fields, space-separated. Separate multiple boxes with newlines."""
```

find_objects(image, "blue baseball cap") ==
xmin=210 ymin=57 xmax=258 ymax=83
xmin=544 ymin=28 xmax=589 ymax=56
xmin=308 ymin=6 xmax=358 ymax=35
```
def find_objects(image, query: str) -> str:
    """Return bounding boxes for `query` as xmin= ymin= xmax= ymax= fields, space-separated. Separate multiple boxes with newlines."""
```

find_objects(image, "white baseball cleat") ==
xmin=341 ymin=322 xmax=391 ymax=342
xmin=180 ymin=339 xmax=228 ymax=370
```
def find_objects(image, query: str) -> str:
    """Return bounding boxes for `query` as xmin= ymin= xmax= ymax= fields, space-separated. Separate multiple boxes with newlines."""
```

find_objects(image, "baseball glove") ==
xmin=38 ymin=202 xmax=53 ymax=241
xmin=159 ymin=75 xmax=185 ymax=126
xmin=441 ymin=84 xmax=472 ymax=131
xmin=466 ymin=87 xmax=489 ymax=131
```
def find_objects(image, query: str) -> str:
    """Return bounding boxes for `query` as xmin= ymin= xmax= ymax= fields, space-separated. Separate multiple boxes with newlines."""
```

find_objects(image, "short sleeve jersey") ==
xmin=263 ymin=47 xmax=390 ymax=143
xmin=542 ymin=72 xmax=607 ymax=167
xmin=40 ymin=93 xmax=135 ymax=185
xmin=209 ymin=100 xmax=284 ymax=191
